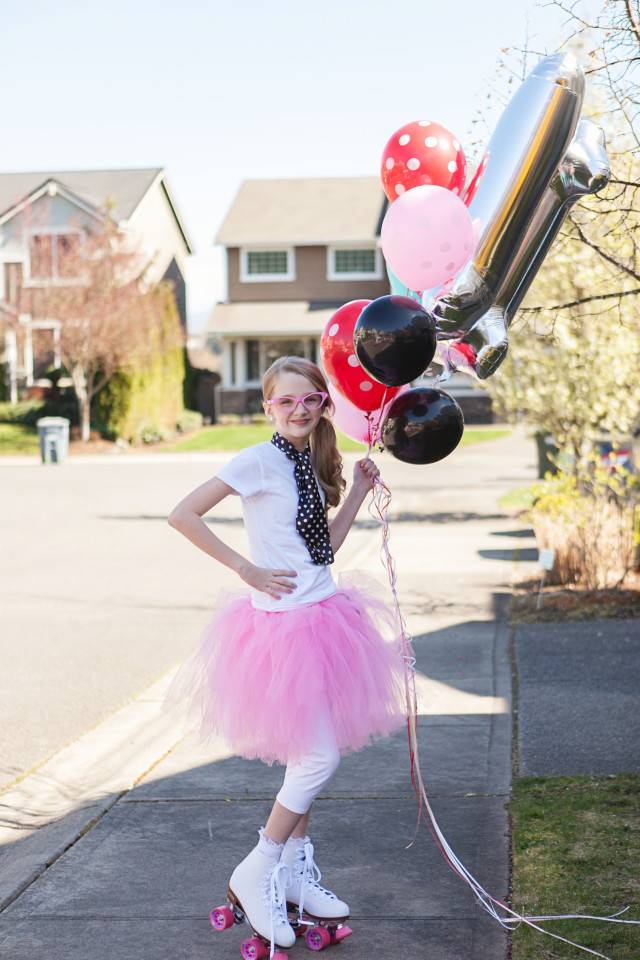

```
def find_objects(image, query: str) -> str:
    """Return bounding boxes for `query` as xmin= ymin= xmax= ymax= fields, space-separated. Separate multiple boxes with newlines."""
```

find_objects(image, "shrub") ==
xmin=528 ymin=461 xmax=640 ymax=590
xmin=0 ymin=400 xmax=46 ymax=424
xmin=138 ymin=423 xmax=173 ymax=444
xmin=176 ymin=409 xmax=204 ymax=433
xmin=92 ymin=287 xmax=185 ymax=441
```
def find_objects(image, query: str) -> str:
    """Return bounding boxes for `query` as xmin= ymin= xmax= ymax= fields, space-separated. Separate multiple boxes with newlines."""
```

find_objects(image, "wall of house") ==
xmin=226 ymin=246 xmax=390 ymax=303
xmin=0 ymin=194 xmax=97 ymax=298
xmin=127 ymin=180 xmax=190 ymax=285
xmin=161 ymin=257 xmax=187 ymax=330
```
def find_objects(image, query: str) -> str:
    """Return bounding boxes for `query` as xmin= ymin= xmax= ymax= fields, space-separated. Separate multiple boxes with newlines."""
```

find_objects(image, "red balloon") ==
xmin=381 ymin=120 xmax=467 ymax=203
xmin=329 ymin=385 xmax=379 ymax=446
xmin=329 ymin=383 xmax=409 ymax=446
xmin=463 ymin=152 xmax=489 ymax=208
xmin=320 ymin=301 xmax=401 ymax=412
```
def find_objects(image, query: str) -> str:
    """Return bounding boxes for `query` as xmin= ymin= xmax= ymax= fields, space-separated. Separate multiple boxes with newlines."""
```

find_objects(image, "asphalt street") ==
xmin=0 ymin=433 xmax=537 ymax=792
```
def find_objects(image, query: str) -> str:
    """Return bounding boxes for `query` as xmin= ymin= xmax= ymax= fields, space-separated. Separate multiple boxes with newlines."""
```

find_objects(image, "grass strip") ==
xmin=0 ymin=421 xmax=511 ymax=456
xmin=160 ymin=424 xmax=511 ymax=454
xmin=0 ymin=423 xmax=40 ymax=455
xmin=510 ymin=774 xmax=640 ymax=959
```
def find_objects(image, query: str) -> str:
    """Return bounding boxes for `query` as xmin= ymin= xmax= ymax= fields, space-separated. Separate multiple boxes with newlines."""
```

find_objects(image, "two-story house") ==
xmin=0 ymin=168 xmax=192 ymax=402
xmin=209 ymin=177 xmax=390 ymax=416
xmin=208 ymin=175 xmax=492 ymax=422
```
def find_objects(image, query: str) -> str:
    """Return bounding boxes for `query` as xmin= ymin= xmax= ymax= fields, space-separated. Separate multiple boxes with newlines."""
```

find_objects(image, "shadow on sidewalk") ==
xmin=0 ymin=609 xmax=514 ymax=960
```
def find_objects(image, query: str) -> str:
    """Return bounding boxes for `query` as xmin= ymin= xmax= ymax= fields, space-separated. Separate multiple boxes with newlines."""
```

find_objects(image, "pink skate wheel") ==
xmin=306 ymin=925 xmax=332 ymax=951
xmin=330 ymin=924 xmax=353 ymax=943
xmin=209 ymin=905 xmax=234 ymax=930
xmin=240 ymin=937 xmax=269 ymax=959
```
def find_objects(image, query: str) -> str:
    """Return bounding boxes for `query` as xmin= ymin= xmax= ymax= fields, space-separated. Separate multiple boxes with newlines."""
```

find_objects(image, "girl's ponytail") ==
xmin=310 ymin=413 xmax=345 ymax=509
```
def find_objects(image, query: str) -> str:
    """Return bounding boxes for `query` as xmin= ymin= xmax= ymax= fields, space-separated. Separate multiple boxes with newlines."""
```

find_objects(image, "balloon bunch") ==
xmin=385 ymin=52 xmax=610 ymax=381
xmin=321 ymin=297 xmax=464 ymax=465
xmin=321 ymin=51 xmax=610 ymax=466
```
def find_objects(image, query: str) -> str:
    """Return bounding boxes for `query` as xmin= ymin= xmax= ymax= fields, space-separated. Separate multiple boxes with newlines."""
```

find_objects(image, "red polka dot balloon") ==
xmin=381 ymin=120 xmax=467 ymax=203
xmin=320 ymin=300 xmax=403 ymax=413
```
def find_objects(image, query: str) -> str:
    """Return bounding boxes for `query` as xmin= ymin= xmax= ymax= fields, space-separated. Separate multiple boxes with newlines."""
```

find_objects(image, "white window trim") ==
xmin=23 ymin=227 xmax=86 ymax=285
xmin=327 ymin=245 xmax=383 ymax=282
xmin=239 ymin=247 xmax=296 ymax=283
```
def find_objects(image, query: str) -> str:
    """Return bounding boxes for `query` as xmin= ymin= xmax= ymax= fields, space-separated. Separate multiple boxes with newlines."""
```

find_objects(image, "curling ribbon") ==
xmin=367 ymin=474 xmax=638 ymax=960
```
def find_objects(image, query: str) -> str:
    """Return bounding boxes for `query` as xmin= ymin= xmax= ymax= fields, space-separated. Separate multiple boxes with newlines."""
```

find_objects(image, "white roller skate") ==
xmin=210 ymin=831 xmax=296 ymax=959
xmin=282 ymin=836 xmax=352 ymax=952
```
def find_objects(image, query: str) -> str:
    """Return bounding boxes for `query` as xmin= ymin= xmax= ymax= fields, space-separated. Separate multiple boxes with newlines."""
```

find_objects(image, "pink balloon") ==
xmin=381 ymin=185 xmax=474 ymax=292
xmin=329 ymin=384 xmax=408 ymax=446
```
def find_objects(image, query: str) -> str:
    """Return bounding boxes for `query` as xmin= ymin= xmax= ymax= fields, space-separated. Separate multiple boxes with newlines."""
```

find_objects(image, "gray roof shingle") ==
xmin=0 ymin=168 xmax=163 ymax=222
xmin=216 ymin=177 xmax=387 ymax=246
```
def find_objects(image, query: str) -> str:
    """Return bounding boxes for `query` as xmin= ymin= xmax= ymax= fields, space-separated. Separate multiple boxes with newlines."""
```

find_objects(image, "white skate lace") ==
xmin=297 ymin=840 xmax=337 ymax=917
xmin=260 ymin=859 xmax=290 ymax=959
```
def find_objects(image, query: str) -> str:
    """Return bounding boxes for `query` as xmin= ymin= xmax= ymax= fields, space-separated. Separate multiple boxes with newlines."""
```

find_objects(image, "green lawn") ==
xmin=160 ymin=424 xmax=511 ymax=454
xmin=0 ymin=423 xmax=40 ymax=456
xmin=511 ymin=774 xmax=640 ymax=959
xmin=499 ymin=485 xmax=537 ymax=512
xmin=0 ymin=421 xmax=511 ymax=456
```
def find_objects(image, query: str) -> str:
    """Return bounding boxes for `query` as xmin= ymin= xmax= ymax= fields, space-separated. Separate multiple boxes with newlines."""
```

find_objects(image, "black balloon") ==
xmin=353 ymin=295 xmax=437 ymax=387
xmin=382 ymin=388 xmax=464 ymax=465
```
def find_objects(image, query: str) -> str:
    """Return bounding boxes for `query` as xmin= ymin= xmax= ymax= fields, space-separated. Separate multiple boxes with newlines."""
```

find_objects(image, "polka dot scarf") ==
xmin=271 ymin=432 xmax=334 ymax=565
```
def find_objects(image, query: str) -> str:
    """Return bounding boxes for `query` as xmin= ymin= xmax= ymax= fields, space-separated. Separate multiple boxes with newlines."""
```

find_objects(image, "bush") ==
xmin=138 ymin=423 xmax=173 ymax=444
xmin=528 ymin=461 xmax=640 ymax=590
xmin=0 ymin=396 xmax=80 ymax=427
xmin=0 ymin=400 xmax=46 ymax=424
xmin=92 ymin=287 xmax=185 ymax=441
xmin=176 ymin=409 xmax=203 ymax=433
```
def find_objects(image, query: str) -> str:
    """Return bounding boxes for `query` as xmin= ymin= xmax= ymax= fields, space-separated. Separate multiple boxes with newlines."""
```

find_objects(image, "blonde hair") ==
xmin=263 ymin=356 xmax=345 ymax=508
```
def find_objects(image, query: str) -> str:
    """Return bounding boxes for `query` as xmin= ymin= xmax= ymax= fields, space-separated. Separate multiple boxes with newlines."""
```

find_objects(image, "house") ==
xmin=209 ymin=177 xmax=390 ymax=415
xmin=0 ymin=168 xmax=192 ymax=401
xmin=208 ymin=175 xmax=492 ymax=422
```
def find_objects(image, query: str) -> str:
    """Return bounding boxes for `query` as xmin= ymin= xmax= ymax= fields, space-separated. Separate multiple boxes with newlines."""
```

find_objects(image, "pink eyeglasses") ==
xmin=266 ymin=392 xmax=328 ymax=412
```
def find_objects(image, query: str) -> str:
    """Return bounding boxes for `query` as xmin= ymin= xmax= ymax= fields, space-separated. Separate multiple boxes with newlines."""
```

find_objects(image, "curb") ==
xmin=0 ymin=670 xmax=188 ymax=912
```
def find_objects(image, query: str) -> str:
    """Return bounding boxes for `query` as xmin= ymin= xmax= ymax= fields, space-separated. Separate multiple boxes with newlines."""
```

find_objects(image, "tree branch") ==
xmin=625 ymin=0 xmax=640 ymax=43
xmin=570 ymin=218 xmax=640 ymax=283
xmin=522 ymin=287 xmax=640 ymax=314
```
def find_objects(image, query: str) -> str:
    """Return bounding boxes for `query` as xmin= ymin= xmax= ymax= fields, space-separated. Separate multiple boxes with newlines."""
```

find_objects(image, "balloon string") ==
xmin=367 ymin=475 xmax=639 ymax=960
xmin=365 ymin=389 xmax=389 ymax=454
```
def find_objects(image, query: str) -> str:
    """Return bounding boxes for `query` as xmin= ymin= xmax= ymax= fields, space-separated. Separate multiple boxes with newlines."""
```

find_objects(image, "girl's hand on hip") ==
xmin=353 ymin=457 xmax=380 ymax=493
xmin=239 ymin=561 xmax=298 ymax=599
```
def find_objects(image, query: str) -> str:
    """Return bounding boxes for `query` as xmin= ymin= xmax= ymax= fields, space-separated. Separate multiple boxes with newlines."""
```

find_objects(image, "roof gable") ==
xmin=216 ymin=177 xmax=387 ymax=246
xmin=0 ymin=169 xmax=193 ymax=253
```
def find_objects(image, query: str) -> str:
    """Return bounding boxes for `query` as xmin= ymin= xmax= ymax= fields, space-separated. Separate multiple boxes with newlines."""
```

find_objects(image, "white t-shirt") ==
xmin=216 ymin=442 xmax=336 ymax=611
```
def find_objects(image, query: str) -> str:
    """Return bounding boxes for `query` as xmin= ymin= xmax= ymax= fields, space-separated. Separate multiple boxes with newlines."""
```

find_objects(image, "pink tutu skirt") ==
xmin=167 ymin=572 xmax=408 ymax=765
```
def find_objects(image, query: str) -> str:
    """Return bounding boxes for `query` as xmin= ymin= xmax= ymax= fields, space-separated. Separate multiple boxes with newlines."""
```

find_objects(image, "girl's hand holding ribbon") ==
xmin=353 ymin=457 xmax=380 ymax=494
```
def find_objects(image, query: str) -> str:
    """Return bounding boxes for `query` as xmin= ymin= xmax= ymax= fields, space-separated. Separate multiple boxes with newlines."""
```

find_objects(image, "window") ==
xmin=3 ymin=263 xmax=23 ymax=306
xmin=246 ymin=339 xmax=260 ymax=382
xmin=327 ymin=246 xmax=383 ymax=281
xmin=235 ymin=339 xmax=318 ymax=387
xmin=31 ymin=327 xmax=57 ymax=380
xmin=240 ymin=248 xmax=295 ymax=283
xmin=28 ymin=231 xmax=82 ymax=281
xmin=263 ymin=339 xmax=306 ymax=374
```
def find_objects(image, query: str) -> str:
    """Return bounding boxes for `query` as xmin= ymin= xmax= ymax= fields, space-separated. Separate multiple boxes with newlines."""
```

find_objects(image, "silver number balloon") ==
xmin=428 ymin=52 xmax=589 ymax=378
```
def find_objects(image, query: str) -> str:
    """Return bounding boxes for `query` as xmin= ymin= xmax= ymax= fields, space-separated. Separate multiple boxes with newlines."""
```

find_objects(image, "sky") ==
xmin=2 ymin=0 xmax=594 ymax=333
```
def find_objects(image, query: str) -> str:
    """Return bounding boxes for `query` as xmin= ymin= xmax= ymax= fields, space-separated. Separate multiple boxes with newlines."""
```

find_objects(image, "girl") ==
xmin=167 ymin=356 xmax=406 ymax=952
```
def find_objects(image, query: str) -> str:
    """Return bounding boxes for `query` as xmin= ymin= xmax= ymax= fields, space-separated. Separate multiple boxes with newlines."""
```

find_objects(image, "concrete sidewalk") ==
xmin=0 ymin=428 xmax=590 ymax=960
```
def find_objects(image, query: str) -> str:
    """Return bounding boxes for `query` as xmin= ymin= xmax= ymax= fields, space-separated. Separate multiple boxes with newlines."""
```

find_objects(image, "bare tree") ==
xmin=521 ymin=0 xmax=640 ymax=316
xmin=27 ymin=216 xmax=179 ymax=442
xmin=484 ymin=1 xmax=640 ymax=459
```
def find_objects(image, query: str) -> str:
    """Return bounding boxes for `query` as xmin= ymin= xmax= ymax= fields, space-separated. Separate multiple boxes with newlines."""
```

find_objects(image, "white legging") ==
xmin=275 ymin=710 xmax=341 ymax=815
